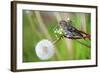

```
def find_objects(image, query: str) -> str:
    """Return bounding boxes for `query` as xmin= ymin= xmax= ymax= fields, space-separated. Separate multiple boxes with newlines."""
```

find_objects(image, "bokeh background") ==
xmin=23 ymin=10 xmax=91 ymax=62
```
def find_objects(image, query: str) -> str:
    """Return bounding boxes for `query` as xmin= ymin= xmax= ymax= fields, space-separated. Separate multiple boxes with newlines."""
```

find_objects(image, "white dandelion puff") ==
xmin=35 ymin=39 xmax=55 ymax=60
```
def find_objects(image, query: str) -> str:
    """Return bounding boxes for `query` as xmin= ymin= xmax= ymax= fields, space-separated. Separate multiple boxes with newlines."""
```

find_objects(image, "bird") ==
xmin=59 ymin=20 xmax=84 ymax=39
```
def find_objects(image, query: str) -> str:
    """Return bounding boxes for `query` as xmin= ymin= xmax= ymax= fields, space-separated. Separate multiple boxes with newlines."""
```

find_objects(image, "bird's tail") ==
xmin=84 ymin=34 xmax=91 ymax=40
xmin=79 ymin=30 xmax=91 ymax=40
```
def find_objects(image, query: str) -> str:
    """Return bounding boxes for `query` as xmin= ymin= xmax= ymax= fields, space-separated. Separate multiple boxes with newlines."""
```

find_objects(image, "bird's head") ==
xmin=59 ymin=19 xmax=72 ymax=27
xmin=59 ymin=20 xmax=68 ymax=28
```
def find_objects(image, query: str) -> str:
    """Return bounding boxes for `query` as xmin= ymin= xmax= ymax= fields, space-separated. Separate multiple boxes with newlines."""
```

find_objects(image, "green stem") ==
xmin=52 ymin=36 xmax=62 ymax=45
xmin=75 ymin=40 xmax=90 ymax=48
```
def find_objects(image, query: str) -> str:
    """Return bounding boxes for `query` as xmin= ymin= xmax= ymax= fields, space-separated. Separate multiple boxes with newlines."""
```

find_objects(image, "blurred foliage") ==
xmin=23 ymin=10 xmax=91 ymax=62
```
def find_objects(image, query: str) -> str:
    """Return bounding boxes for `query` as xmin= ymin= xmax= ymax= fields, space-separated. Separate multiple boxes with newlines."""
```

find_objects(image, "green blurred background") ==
xmin=23 ymin=10 xmax=91 ymax=62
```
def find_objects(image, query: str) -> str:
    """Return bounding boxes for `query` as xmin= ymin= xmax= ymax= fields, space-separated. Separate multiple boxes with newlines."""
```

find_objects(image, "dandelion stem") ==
xmin=52 ymin=36 xmax=62 ymax=45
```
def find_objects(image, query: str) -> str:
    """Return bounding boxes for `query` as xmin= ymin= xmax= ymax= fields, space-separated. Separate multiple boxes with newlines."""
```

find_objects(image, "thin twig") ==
xmin=52 ymin=30 xmax=91 ymax=48
xmin=75 ymin=40 xmax=91 ymax=48
xmin=63 ymin=35 xmax=91 ymax=48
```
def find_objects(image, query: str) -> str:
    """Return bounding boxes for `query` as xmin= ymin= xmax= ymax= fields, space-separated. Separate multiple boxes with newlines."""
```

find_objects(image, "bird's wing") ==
xmin=67 ymin=25 xmax=83 ymax=37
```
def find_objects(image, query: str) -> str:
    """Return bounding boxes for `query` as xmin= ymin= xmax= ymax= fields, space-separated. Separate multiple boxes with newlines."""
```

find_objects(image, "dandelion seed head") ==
xmin=35 ymin=39 xmax=55 ymax=60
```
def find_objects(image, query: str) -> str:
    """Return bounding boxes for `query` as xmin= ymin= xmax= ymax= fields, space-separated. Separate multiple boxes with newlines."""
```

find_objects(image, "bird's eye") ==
xmin=60 ymin=22 xmax=62 ymax=24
